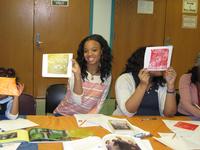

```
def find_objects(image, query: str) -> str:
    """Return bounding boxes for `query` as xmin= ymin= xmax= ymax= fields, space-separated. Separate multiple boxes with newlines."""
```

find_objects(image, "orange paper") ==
xmin=0 ymin=77 xmax=19 ymax=96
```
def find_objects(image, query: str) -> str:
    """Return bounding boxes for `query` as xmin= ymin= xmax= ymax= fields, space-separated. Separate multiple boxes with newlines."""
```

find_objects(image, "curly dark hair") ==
xmin=122 ymin=46 xmax=166 ymax=87
xmin=187 ymin=66 xmax=200 ymax=83
xmin=76 ymin=34 xmax=112 ymax=82
xmin=0 ymin=67 xmax=16 ymax=77
xmin=0 ymin=67 xmax=18 ymax=82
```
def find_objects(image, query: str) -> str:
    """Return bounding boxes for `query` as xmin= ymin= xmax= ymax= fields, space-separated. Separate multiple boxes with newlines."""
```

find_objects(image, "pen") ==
xmin=193 ymin=104 xmax=200 ymax=110
xmin=134 ymin=133 xmax=152 ymax=138
xmin=172 ymin=133 xmax=176 ymax=139
xmin=79 ymin=120 xmax=87 ymax=126
xmin=141 ymin=118 xmax=157 ymax=121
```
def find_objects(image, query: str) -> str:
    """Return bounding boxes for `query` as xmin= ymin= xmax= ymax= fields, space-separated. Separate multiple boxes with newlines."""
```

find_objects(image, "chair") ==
xmin=45 ymin=84 xmax=67 ymax=114
xmin=19 ymin=93 xmax=36 ymax=115
xmin=99 ymin=98 xmax=116 ymax=115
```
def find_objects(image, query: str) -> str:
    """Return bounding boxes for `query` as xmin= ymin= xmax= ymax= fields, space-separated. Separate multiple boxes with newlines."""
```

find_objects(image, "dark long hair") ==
xmin=187 ymin=66 xmax=200 ymax=83
xmin=0 ymin=68 xmax=16 ymax=77
xmin=77 ymin=34 xmax=112 ymax=82
xmin=122 ymin=46 xmax=166 ymax=87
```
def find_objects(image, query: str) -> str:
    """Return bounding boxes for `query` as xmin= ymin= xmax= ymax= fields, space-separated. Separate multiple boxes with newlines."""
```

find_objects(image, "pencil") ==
xmin=172 ymin=133 xmax=176 ymax=139
xmin=193 ymin=104 xmax=200 ymax=110
xmin=79 ymin=120 xmax=87 ymax=126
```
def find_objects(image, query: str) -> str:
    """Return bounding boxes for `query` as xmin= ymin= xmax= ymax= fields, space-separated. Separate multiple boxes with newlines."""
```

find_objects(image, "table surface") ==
xmin=26 ymin=115 xmax=190 ymax=150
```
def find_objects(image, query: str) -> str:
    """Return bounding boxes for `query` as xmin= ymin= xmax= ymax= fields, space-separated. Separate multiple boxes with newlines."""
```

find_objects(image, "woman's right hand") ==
xmin=138 ymin=69 xmax=150 ymax=87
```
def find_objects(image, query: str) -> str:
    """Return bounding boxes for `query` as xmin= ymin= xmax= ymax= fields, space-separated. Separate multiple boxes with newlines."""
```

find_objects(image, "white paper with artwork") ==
xmin=144 ymin=46 xmax=173 ymax=71
xmin=42 ymin=53 xmax=73 ymax=78
xmin=63 ymin=134 xmax=152 ymax=150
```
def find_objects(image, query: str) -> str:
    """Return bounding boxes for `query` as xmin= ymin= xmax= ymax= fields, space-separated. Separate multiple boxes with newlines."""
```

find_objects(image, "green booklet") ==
xmin=0 ymin=128 xmax=93 ymax=143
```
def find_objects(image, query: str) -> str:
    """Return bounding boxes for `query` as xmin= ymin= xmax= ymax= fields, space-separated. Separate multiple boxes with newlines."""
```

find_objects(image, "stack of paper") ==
xmin=74 ymin=114 xmax=150 ymax=138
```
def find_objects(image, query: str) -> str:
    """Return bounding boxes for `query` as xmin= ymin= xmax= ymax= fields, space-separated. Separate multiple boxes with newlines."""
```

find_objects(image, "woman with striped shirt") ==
xmin=54 ymin=34 xmax=112 ymax=115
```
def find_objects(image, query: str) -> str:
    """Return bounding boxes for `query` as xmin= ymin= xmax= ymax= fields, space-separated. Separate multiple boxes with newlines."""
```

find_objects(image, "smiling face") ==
xmin=83 ymin=40 xmax=102 ymax=67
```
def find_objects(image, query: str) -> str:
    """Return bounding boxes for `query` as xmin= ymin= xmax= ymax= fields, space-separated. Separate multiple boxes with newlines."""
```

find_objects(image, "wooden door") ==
xmin=0 ymin=0 xmax=34 ymax=94
xmin=165 ymin=0 xmax=200 ymax=87
xmin=112 ymin=0 xmax=166 ymax=97
xmin=33 ymin=0 xmax=90 ymax=97
xmin=0 ymin=0 xmax=90 ymax=98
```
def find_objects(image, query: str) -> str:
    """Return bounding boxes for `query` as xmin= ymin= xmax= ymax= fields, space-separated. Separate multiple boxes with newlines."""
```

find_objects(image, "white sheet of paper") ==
xmin=144 ymin=46 xmax=173 ymax=71
xmin=63 ymin=135 xmax=152 ymax=150
xmin=155 ymin=132 xmax=200 ymax=150
xmin=0 ymin=118 xmax=38 ymax=131
xmin=0 ymin=143 xmax=21 ymax=150
xmin=63 ymin=136 xmax=106 ymax=150
xmin=74 ymin=114 xmax=104 ymax=127
xmin=135 ymin=139 xmax=153 ymax=150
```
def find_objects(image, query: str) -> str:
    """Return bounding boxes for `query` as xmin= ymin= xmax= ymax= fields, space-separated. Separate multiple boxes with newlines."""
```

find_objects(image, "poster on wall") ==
xmin=51 ymin=0 xmax=69 ymax=7
xmin=182 ymin=15 xmax=197 ymax=28
xmin=182 ymin=0 xmax=198 ymax=13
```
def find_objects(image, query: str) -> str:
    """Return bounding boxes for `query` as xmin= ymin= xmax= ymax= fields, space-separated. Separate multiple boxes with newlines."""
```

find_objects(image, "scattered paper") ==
xmin=161 ymin=120 xmax=200 ymax=148
xmin=63 ymin=134 xmax=152 ymax=150
xmin=74 ymin=114 xmax=150 ymax=137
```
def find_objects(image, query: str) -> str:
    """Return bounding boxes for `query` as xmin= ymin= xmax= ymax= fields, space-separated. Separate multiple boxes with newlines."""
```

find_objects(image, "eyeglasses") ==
xmin=0 ymin=68 xmax=16 ymax=77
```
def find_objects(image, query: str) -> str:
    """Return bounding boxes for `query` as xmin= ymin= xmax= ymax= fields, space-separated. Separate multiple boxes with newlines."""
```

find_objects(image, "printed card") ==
xmin=144 ymin=46 xmax=173 ymax=71
xmin=174 ymin=121 xmax=199 ymax=131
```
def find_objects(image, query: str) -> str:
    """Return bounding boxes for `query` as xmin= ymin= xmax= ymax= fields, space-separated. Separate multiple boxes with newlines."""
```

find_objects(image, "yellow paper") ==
xmin=0 ymin=77 xmax=19 ymax=96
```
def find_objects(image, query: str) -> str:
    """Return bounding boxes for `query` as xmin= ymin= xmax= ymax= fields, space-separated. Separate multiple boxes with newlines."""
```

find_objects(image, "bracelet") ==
xmin=167 ymin=89 xmax=176 ymax=94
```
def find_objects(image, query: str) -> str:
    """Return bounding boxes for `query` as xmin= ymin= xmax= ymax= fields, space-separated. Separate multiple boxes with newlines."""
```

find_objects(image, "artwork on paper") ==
xmin=144 ymin=46 xmax=173 ymax=71
xmin=42 ymin=53 xmax=73 ymax=78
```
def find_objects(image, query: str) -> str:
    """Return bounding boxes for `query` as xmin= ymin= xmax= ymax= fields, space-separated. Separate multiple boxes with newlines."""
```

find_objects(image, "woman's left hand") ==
xmin=164 ymin=67 xmax=177 ymax=88
xmin=16 ymin=82 xmax=24 ymax=96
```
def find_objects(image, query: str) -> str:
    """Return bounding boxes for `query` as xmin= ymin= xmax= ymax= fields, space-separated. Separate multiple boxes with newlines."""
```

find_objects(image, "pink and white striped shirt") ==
xmin=54 ymin=72 xmax=111 ymax=115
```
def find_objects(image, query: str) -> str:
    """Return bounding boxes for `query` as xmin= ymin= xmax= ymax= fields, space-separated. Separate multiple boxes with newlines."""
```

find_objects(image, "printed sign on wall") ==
xmin=182 ymin=0 xmax=198 ymax=13
xmin=51 ymin=0 xmax=69 ymax=6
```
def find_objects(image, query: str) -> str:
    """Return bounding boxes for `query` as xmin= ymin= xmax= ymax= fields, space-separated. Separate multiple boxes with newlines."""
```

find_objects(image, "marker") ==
xmin=134 ymin=132 xmax=152 ymax=138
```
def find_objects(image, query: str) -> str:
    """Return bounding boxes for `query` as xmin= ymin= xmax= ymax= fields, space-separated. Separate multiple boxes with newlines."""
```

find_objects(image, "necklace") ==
xmin=89 ymin=70 xmax=99 ymax=80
